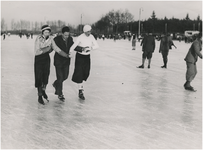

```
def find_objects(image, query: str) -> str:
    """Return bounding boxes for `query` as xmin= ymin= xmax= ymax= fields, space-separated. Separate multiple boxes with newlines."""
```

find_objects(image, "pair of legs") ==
xmin=72 ymin=53 xmax=90 ymax=100
xmin=161 ymin=51 xmax=169 ymax=68
xmin=34 ymin=55 xmax=50 ymax=105
xmin=53 ymin=62 xmax=70 ymax=101
xmin=138 ymin=51 xmax=152 ymax=68
xmin=184 ymin=62 xmax=197 ymax=91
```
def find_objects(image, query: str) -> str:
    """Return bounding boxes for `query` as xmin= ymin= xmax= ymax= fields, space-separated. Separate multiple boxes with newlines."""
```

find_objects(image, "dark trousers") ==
xmin=162 ymin=51 xmax=169 ymax=66
xmin=54 ymin=64 xmax=70 ymax=95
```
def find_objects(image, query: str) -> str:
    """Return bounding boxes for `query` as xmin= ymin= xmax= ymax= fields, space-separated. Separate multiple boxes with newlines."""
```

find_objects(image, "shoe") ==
xmin=132 ymin=48 xmax=135 ymax=50
xmin=42 ymin=90 xmax=49 ymax=102
xmin=38 ymin=96 xmax=45 ymax=105
xmin=52 ymin=82 xmax=57 ymax=95
xmin=137 ymin=65 xmax=144 ymax=68
xmin=161 ymin=65 xmax=166 ymax=68
xmin=148 ymin=65 xmax=150 ymax=69
xmin=183 ymin=82 xmax=187 ymax=89
xmin=58 ymin=95 xmax=65 ymax=102
xmin=79 ymin=90 xmax=85 ymax=100
xmin=185 ymin=86 xmax=196 ymax=92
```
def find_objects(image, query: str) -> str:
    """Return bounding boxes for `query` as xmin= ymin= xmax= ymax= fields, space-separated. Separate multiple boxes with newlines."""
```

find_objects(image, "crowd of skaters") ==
xmin=2 ymin=24 xmax=201 ymax=105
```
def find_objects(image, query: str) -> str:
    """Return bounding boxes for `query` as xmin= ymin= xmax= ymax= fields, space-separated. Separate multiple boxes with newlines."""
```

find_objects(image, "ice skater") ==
xmin=34 ymin=25 xmax=53 ymax=105
xmin=184 ymin=32 xmax=202 ymax=92
xmin=69 ymin=25 xmax=99 ymax=100
xmin=51 ymin=26 xmax=83 ymax=101
xmin=159 ymin=33 xmax=176 ymax=68
xmin=51 ymin=26 xmax=74 ymax=101
xmin=138 ymin=32 xmax=155 ymax=69
xmin=3 ymin=32 xmax=6 ymax=40
xmin=131 ymin=34 xmax=136 ymax=50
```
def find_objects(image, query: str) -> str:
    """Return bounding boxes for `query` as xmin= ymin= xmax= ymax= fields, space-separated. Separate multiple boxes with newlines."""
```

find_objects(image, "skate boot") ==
xmin=38 ymin=96 xmax=45 ymax=105
xmin=148 ymin=65 xmax=150 ymax=69
xmin=137 ymin=65 xmax=144 ymax=68
xmin=185 ymin=86 xmax=196 ymax=92
xmin=42 ymin=90 xmax=49 ymax=102
xmin=79 ymin=90 xmax=85 ymax=100
xmin=58 ymin=95 xmax=65 ymax=102
xmin=52 ymin=82 xmax=57 ymax=95
xmin=161 ymin=65 xmax=167 ymax=68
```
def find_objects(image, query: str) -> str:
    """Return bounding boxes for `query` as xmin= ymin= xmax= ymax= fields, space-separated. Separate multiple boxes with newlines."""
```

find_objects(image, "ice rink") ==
xmin=1 ymin=34 xmax=202 ymax=149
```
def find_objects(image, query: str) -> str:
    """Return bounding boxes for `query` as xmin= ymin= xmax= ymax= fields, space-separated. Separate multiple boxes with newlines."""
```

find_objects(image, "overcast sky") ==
xmin=1 ymin=1 xmax=202 ymax=29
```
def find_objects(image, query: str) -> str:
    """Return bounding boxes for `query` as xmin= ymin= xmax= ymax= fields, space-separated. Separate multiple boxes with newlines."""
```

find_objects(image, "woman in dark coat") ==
xmin=34 ymin=25 xmax=53 ymax=105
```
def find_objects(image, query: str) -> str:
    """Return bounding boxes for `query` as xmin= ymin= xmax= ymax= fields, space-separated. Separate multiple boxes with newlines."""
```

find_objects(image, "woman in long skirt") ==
xmin=34 ymin=25 xmax=53 ymax=105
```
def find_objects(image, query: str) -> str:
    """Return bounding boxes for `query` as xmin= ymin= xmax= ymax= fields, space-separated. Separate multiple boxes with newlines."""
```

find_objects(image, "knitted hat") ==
xmin=41 ymin=25 xmax=51 ymax=32
xmin=83 ymin=25 xmax=92 ymax=32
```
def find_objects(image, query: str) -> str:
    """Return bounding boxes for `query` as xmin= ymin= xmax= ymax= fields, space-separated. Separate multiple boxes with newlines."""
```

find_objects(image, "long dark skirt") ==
xmin=34 ymin=53 xmax=50 ymax=88
xmin=72 ymin=53 xmax=90 ymax=83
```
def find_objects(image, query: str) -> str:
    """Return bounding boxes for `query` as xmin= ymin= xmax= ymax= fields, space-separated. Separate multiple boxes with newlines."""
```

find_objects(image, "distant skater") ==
xmin=159 ymin=33 xmax=176 ymax=68
xmin=34 ymin=25 xmax=53 ymax=105
xmin=131 ymin=34 xmax=136 ymax=50
xmin=184 ymin=32 xmax=202 ymax=91
xmin=69 ymin=25 xmax=99 ymax=100
xmin=138 ymin=32 xmax=155 ymax=69
xmin=3 ymin=33 xmax=6 ymax=40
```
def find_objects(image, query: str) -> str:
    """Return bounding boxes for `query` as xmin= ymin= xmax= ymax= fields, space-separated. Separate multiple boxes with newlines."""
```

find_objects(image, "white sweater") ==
xmin=69 ymin=33 xmax=99 ymax=55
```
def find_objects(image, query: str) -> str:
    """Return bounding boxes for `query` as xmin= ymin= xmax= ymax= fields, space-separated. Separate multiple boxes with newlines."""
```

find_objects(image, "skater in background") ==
xmin=184 ymin=32 xmax=202 ymax=91
xmin=131 ymin=34 xmax=136 ymax=50
xmin=69 ymin=25 xmax=99 ymax=100
xmin=3 ymin=32 xmax=6 ymax=40
xmin=159 ymin=33 xmax=176 ymax=68
xmin=138 ymin=31 xmax=155 ymax=69
xmin=34 ymin=25 xmax=53 ymax=105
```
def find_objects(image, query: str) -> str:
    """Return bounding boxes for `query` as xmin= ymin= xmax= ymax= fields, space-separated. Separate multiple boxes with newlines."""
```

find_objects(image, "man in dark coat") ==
xmin=159 ymin=33 xmax=176 ymax=68
xmin=138 ymin=32 xmax=155 ymax=69
xmin=51 ymin=26 xmax=74 ymax=101
xmin=52 ymin=26 xmax=83 ymax=101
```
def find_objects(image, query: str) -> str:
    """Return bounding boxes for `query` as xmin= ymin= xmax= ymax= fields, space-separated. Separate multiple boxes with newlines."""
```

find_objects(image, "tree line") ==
xmin=92 ymin=10 xmax=202 ymax=35
xmin=1 ymin=9 xmax=202 ymax=35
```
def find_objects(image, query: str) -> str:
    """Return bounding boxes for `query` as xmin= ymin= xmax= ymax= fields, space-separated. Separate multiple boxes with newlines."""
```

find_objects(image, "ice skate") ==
xmin=79 ymin=90 xmax=85 ymax=100
xmin=148 ymin=65 xmax=150 ymax=69
xmin=42 ymin=90 xmax=49 ymax=102
xmin=137 ymin=65 xmax=144 ymax=68
xmin=38 ymin=96 xmax=45 ymax=105
xmin=58 ymin=95 xmax=65 ymax=102
xmin=185 ymin=86 xmax=196 ymax=92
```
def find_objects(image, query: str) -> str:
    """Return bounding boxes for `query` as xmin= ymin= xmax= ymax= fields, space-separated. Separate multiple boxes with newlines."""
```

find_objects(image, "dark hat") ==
xmin=41 ymin=25 xmax=51 ymax=32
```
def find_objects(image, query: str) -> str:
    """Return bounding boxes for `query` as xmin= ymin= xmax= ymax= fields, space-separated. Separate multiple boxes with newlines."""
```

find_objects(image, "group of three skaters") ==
xmin=34 ymin=25 xmax=99 ymax=105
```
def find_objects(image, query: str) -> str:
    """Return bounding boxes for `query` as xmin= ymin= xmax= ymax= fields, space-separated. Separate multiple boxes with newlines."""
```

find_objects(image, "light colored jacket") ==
xmin=184 ymin=39 xmax=202 ymax=63
xmin=34 ymin=35 xmax=53 ymax=56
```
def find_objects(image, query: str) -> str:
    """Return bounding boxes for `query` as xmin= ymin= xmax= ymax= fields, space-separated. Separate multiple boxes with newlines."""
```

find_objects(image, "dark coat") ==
xmin=142 ymin=35 xmax=155 ymax=52
xmin=53 ymin=35 xmax=74 ymax=66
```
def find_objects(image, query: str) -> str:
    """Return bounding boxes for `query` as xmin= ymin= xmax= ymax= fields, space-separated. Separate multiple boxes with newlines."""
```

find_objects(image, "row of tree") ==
xmin=92 ymin=9 xmax=202 ymax=34
xmin=1 ymin=9 xmax=202 ymax=35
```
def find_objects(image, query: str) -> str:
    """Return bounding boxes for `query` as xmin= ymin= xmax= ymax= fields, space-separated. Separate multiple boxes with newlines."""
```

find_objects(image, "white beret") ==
xmin=83 ymin=25 xmax=92 ymax=32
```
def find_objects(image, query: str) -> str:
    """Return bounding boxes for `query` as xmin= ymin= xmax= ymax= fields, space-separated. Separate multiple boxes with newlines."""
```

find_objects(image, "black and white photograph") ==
xmin=1 ymin=0 xmax=202 ymax=149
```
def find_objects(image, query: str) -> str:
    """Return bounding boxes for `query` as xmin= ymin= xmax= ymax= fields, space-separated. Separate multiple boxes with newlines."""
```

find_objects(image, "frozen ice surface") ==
xmin=1 ymin=35 xmax=202 ymax=149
